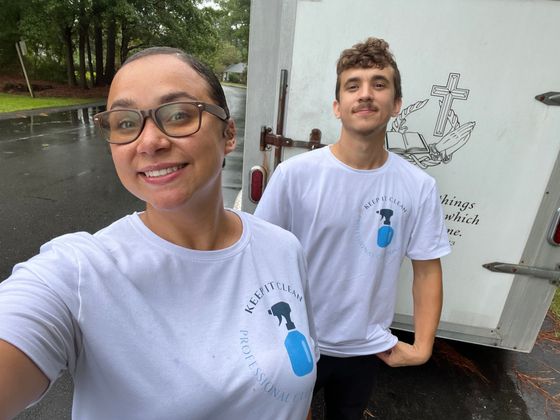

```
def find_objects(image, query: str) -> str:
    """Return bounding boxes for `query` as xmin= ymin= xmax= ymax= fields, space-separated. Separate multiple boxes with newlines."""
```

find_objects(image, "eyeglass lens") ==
xmin=100 ymin=102 xmax=201 ymax=143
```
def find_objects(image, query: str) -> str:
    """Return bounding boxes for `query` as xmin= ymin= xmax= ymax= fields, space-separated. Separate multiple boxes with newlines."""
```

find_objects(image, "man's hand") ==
xmin=377 ymin=258 xmax=443 ymax=368
xmin=376 ymin=340 xmax=432 ymax=367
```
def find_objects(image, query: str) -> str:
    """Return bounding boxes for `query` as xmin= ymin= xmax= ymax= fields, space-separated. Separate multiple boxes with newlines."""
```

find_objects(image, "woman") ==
xmin=0 ymin=47 xmax=317 ymax=419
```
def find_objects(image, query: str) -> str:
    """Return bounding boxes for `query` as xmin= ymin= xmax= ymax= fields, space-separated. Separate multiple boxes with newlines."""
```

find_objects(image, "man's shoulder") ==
xmin=277 ymin=147 xmax=328 ymax=173
xmin=389 ymin=152 xmax=436 ymax=184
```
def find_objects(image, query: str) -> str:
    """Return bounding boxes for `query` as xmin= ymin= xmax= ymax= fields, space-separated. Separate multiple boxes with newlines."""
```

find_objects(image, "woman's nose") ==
xmin=135 ymin=118 xmax=172 ymax=154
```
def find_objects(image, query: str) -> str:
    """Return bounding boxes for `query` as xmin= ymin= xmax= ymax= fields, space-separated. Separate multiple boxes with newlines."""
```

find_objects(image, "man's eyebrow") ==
xmin=344 ymin=77 xmax=361 ymax=86
xmin=371 ymin=75 xmax=390 ymax=83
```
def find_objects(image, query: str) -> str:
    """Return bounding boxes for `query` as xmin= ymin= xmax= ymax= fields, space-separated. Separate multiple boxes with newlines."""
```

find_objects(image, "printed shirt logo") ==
xmin=239 ymin=282 xmax=314 ymax=404
xmin=376 ymin=209 xmax=394 ymax=248
xmin=269 ymin=301 xmax=314 ymax=377
xmin=386 ymin=72 xmax=476 ymax=168
xmin=357 ymin=196 xmax=407 ymax=257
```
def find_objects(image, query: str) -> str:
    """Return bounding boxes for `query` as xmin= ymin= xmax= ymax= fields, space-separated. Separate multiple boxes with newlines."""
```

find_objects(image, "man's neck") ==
xmin=331 ymin=129 xmax=388 ymax=170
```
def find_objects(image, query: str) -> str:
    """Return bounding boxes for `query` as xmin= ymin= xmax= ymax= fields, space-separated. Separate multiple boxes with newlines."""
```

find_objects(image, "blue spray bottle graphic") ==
xmin=268 ymin=301 xmax=313 ymax=377
xmin=376 ymin=208 xmax=394 ymax=248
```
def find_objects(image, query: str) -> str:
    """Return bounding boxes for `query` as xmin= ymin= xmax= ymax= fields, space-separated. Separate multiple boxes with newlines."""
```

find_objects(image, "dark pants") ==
xmin=313 ymin=354 xmax=380 ymax=420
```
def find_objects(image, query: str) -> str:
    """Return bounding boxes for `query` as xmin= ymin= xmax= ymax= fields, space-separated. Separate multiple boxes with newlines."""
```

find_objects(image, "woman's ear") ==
xmin=223 ymin=119 xmax=237 ymax=155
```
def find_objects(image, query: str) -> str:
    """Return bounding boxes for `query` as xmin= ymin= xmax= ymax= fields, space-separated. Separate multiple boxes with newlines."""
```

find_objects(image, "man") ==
xmin=0 ymin=48 xmax=317 ymax=419
xmin=255 ymin=37 xmax=451 ymax=419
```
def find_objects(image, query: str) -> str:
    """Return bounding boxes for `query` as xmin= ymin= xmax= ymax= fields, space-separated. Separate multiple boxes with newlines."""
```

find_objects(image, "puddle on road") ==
xmin=0 ymin=106 xmax=104 ymax=142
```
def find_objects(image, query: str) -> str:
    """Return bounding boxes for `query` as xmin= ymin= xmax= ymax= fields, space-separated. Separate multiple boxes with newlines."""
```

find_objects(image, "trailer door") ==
xmin=242 ymin=0 xmax=560 ymax=351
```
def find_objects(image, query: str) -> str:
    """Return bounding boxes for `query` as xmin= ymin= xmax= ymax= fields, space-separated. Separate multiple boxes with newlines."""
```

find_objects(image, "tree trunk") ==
xmin=92 ymin=0 xmax=105 ymax=86
xmin=104 ymin=17 xmax=117 ymax=85
xmin=86 ymin=32 xmax=95 ymax=86
xmin=94 ymin=20 xmax=104 ymax=86
xmin=63 ymin=26 xmax=77 ymax=87
xmin=120 ymin=21 xmax=130 ymax=66
xmin=78 ymin=0 xmax=88 ymax=89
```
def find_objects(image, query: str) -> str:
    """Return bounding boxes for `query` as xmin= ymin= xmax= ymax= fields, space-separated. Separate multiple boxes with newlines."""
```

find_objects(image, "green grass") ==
xmin=0 ymin=93 xmax=104 ymax=113
xmin=551 ymin=289 xmax=560 ymax=319
xmin=221 ymin=81 xmax=246 ymax=89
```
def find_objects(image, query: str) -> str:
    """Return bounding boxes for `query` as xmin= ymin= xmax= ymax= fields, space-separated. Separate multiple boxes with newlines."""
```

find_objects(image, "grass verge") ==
xmin=0 ymin=93 xmax=104 ymax=113
xmin=221 ymin=81 xmax=246 ymax=89
xmin=551 ymin=289 xmax=560 ymax=318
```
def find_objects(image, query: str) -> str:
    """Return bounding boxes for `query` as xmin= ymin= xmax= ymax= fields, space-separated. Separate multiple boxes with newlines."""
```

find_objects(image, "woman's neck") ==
xmin=140 ymin=201 xmax=242 ymax=251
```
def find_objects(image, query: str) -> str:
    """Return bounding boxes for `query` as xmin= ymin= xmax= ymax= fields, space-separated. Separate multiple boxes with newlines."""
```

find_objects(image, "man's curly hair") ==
xmin=335 ymin=37 xmax=402 ymax=101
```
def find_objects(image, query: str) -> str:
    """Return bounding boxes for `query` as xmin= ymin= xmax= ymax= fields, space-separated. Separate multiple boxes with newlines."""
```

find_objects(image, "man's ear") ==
xmin=391 ymin=97 xmax=403 ymax=117
xmin=223 ymin=119 xmax=237 ymax=155
xmin=333 ymin=100 xmax=341 ymax=119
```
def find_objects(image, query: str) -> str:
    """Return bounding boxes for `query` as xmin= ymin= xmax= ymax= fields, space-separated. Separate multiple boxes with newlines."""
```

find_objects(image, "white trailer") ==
xmin=241 ymin=0 xmax=560 ymax=352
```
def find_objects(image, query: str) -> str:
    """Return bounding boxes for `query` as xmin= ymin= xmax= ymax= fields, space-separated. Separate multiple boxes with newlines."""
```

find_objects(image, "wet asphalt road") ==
xmin=1 ymin=86 xmax=558 ymax=420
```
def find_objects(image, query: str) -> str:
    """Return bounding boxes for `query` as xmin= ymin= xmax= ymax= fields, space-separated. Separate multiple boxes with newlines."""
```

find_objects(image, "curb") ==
xmin=0 ymin=101 xmax=106 ymax=121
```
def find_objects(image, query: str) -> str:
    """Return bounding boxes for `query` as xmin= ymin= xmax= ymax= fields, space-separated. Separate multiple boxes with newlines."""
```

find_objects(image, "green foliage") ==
xmin=552 ymin=289 xmax=560 ymax=319
xmin=27 ymin=56 xmax=67 ymax=83
xmin=212 ymin=42 xmax=242 ymax=73
xmin=0 ymin=0 xmax=24 ymax=67
xmin=0 ymin=0 xmax=250 ymax=86
xmin=215 ymin=0 xmax=250 ymax=61
xmin=0 ymin=93 xmax=102 ymax=113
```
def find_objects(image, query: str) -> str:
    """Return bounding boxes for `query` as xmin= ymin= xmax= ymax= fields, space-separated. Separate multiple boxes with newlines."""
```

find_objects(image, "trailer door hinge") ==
xmin=483 ymin=262 xmax=560 ymax=286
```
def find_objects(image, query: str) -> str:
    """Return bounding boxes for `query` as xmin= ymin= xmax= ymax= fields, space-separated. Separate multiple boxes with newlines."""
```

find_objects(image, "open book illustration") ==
xmin=385 ymin=131 xmax=429 ymax=154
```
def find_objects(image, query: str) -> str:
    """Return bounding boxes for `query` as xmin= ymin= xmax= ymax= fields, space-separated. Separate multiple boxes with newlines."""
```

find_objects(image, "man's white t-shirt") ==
xmin=0 ymin=211 xmax=317 ymax=419
xmin=255 ymin=147 xmax=450 ymax=357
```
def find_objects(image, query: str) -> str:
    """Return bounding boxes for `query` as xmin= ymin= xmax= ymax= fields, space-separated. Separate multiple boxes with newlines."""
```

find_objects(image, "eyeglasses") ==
xmin=93 ymin=101 xmax=229 ymax=144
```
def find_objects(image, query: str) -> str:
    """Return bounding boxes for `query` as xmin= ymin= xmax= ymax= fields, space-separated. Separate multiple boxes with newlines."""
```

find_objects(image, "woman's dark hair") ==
xmin=122 ymin=47 xmax=230 ymax=118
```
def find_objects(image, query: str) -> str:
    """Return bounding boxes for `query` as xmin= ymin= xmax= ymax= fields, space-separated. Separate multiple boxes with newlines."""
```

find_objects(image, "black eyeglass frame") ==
xmin=93 ymin=101 xmax=230 ymax=145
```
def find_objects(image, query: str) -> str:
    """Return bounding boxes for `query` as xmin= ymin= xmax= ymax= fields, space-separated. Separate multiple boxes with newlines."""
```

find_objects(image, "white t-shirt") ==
xmin=255 ymin=147 xmax=450 ymax=357
xmin=0 ymin=211 xmax=317 ymax=420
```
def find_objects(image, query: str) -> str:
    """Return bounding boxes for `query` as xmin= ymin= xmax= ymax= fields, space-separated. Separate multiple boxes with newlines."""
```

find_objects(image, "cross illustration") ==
xmin=431 ymin=73 xmax=469 ymax=137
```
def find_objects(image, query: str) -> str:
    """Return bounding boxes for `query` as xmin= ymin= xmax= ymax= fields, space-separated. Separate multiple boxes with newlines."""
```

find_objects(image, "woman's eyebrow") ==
xmin=109 ymin=98 xmax=134 ymax=109
xmin=160 ymin=91 xmax=199 ymax=103
xmin=109 ymin=92 xmax=200 ymax=110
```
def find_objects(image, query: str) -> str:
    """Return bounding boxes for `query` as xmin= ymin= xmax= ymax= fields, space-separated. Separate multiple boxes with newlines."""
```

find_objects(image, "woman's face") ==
xmin=106 ymin=54 xmax=236 ymax=213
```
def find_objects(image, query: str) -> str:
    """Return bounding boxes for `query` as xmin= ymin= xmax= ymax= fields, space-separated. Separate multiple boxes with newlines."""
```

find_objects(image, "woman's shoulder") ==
xmin=27 ymin=214 xmax=137 ymax=270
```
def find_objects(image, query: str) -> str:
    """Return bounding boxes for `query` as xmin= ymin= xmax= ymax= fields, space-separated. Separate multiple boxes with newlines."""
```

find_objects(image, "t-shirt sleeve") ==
xmin=0 ymin=242 xmax=81 ymax=384
xmin=406 ymin=181 xmax=451 ymax=260
xmin=254 ymin=164 xmax=292 ymax=230
xmin=295 ymin=240 xmax=320 ymax=362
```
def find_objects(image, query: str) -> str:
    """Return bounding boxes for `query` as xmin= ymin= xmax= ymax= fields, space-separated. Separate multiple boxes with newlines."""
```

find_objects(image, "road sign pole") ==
xmin=15 ymin=41 xmax=35 ymax=98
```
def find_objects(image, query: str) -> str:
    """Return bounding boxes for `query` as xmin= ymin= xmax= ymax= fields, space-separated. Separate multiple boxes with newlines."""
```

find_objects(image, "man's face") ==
xmin=333 ymin=66 xmax=402 ymax=137
xmin=107 ymin=54 xmax=236 ymax=212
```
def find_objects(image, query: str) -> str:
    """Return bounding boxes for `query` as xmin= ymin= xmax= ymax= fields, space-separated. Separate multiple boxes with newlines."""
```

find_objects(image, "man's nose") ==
xmin=357 ymin=84 xmax=374 ymax=100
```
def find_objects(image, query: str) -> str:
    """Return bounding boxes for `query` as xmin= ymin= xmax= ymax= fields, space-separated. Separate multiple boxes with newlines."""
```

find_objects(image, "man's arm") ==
xmin=0 ymin=339 xmax=49 ymax=419
xmin=377 ymin=258 xmax=443 ymax=367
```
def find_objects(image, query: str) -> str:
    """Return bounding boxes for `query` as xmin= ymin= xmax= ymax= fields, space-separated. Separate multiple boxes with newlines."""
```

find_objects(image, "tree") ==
xmin=19 ymin=0 xmax=79 ymax=86
xmin=0 ymin=0 xmax=250 ymax=87
xmin=0 ymin=0 xmax=24 ymax=71
xmin=216 ymin=0 xmax=250 ymax=61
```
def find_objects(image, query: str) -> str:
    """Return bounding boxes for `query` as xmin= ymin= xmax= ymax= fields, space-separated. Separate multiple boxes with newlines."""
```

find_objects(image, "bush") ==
xmin=27 ymin=56 xmax=67 ymax=84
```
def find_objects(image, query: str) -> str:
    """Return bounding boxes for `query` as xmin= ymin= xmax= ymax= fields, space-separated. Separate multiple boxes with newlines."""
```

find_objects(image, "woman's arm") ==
xmin=0 ymin=340 xmax=49 ymax=419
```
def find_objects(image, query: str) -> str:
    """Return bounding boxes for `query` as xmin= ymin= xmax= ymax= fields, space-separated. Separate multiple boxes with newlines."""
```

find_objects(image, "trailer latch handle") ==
xmin=483 ymin=262 xmax=560 ymax=286
xmin=535 ymin=92 xmax=560 ymax=106
xmin=260 ymin=126 xmax=326 ymax=167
